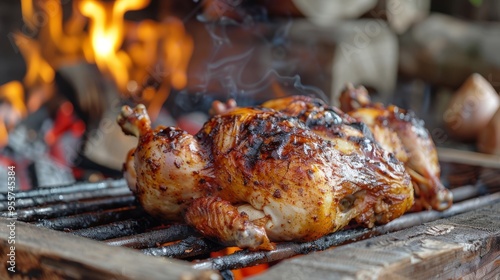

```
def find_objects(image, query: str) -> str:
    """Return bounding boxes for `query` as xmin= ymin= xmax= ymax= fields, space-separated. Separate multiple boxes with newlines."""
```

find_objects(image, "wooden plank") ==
xmin=0 ymin=217 xmax=220 ymax=280
xmin=252 ymin=202 xmax=500 ymax=280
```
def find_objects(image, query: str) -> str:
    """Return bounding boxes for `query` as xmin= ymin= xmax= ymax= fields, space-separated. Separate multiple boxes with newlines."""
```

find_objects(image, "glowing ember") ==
xmin=0 ymin=81 xmax=27 ymax=118
xmin=0 ymin=120 xmax=7 ymax=148
xmin=211 ymin=247 xmax=269 ymax=279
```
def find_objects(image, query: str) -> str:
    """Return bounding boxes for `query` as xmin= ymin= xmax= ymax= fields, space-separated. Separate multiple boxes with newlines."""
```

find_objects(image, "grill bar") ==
xmin=6 ymin=195 xmax=135 ymax=222
xmin=0 ymin=186 xmax=131 ymax=211
xmin=449 ymin=184 xmax=486 ymax=202
xmin=71 ymin=217 xmax=157 ymax=240
xmin=105 ymin=224 xmax=197 ymax=249
xmin=143 ymin=236 xmax=225 ymax=259
xmin=192 ymin=192 xmax=500 ymax=271
xmin=0 ymin=179 xmax=126 ymax=200
xmin=34 ymin=206 xmax=144 ymax=230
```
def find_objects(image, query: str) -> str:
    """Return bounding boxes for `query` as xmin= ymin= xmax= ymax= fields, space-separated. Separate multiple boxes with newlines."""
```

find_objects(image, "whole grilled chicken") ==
xmin=118 ymin=103 xmax=414 ymax=250
xmin=339 ymin=84 xmax=453 ymax=211
xmin=215 ymin=91 xmax=452 ymax=211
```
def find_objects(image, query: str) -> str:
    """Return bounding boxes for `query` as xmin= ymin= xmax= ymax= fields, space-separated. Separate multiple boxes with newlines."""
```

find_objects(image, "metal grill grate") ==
xmin=1 ymin=177 xmax=499 ymax=278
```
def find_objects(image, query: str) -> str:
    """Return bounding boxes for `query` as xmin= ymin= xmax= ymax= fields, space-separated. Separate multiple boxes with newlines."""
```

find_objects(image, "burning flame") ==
xmin=17 ymin=0 xmax=192 ymax=104
xmin=14 ymin=33 xmax=55 ymax=89
xmin=130 ymin=18 xmax=194 ymax=120
xmin=20 ymin=0 xmax=35 ymax=30
xmin=0 ymin=119 xmax=7 ymax=148
xmin=9 ymin=0 xmax=194 ymax=148
xmin=79 ymin=0 xmax=150 ymax=92
xmin=162 ymin=18 xmax=193 ymax=90
xmin=41 ymin=0 xmax=86 ymax=62
xmin=0 ymin=81 xmax=26 ymax=148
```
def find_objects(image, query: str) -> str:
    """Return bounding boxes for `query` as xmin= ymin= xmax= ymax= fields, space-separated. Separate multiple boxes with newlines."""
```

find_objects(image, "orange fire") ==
xmin=20 ymin=0 xmax=36 ymax=30
xmin=161 ymin=18 xmax=193 ymax=90
xmin=127 ymin=17 xmax=194 ymax=120
xmin=17 ymin=0 xmax=193 ymax=102
xmin=40 ymin=0 xmax=87 ymax=65
xmin=14 ymin=33 xmax=55 ymax=89
xmin=0 ymin=81 xmax=26 ymax=147
xmin=7 ymin=0 xmax=194 ymax=146
xmin=79 ymin=0 xmax=150 ymax=93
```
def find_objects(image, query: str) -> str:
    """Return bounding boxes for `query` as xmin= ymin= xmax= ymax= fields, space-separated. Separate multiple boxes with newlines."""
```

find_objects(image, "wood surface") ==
xmin=251 ymin=202 xmax=500 ymax=279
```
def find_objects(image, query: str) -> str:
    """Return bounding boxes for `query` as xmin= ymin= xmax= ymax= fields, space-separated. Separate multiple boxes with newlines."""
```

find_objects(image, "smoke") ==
xmin=173 ymin=3 xmax=328 ymax=115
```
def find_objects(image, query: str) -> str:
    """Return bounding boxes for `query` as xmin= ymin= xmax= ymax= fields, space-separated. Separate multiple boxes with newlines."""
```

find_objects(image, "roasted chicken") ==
xmin=118 ymin=102 xmax=414 ymax=250
xmin=339 ymin=84 xmax=453 ymax=211
xmin=212 ymin=91 xmax=453 ymax=211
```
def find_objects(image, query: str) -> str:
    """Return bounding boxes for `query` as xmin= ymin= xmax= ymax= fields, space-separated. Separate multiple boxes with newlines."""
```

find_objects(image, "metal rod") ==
xmin=34 ymin=206 xmax=144 ymax=230
xmin=4 ymin=195 xmax=136 ymax=222
xmin=450 ymin=184 xmax=485 ymax=202
xmin=142 ymin=236 xmax=225 ymax=259
xmin=192 ymin=192 xmax=500 ymax=271
xmin=0 ymin=179 xmax=127 ymax=200
xmin=0 ymin=186 xmax=132 ymax=211
xmin=71 ymin=217 xmax=157 ymax=240
xmin=437 ymin=147 xmax=500 ymax=169
xmin=105 ymin=224 xmax=197 ymax=249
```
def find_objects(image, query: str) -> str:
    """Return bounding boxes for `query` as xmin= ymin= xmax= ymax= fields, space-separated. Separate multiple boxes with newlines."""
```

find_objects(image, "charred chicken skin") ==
xmin=214 ymin=91 xmax=452 ymax=211
xmin=339 ymin=84 xmax=453 ymax=211
xmin=118 ymin=102 xmax=414 ymax=250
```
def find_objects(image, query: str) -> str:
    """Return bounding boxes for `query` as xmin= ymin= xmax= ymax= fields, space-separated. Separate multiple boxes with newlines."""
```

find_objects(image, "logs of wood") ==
xmin=399 ymin=13 xmax=500 ymax=92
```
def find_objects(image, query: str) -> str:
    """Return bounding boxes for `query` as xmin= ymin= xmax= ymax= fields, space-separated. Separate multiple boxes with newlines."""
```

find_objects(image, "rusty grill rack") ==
xmin=1 ymin=177 xmax=500 ymax=278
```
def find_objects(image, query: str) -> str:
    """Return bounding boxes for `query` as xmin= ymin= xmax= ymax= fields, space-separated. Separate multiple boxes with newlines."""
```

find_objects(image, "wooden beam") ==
xmin=0 ymin=218 xmax=220 ymax=280
xmin=252 ymin=202 xmax=500 ymax=279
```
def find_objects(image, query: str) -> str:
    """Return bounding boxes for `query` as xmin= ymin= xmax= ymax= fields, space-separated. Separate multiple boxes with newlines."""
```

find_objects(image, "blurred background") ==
xmin=1 ymin=0 xmax=500 ymax=190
